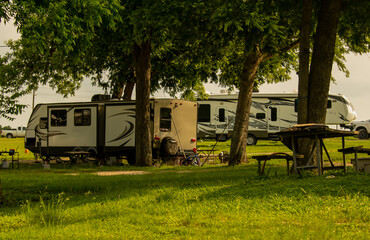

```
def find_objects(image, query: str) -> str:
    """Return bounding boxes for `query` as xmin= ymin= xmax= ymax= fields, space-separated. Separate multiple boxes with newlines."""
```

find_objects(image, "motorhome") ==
xmin=25 ymin=96 xmax=198 ymax=164
xmin=197 ymin=92 xmax=357 ymax=145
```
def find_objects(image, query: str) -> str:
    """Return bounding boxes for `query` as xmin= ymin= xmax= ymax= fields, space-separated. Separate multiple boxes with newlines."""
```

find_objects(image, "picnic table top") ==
xmin=277 ymin=124 xmax=357 ymax=139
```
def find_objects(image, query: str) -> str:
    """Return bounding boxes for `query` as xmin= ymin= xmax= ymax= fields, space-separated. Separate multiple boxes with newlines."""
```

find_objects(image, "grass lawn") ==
xmin=0 ymin=137 xmax=369 ymax=239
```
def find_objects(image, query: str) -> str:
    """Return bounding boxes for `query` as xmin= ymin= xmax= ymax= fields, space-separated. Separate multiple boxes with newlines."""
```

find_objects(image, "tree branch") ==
xmin=262 ymin=39 xmax=300 ymax=61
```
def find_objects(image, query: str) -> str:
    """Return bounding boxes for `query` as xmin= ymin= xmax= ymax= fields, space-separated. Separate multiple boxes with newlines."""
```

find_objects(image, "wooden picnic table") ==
xmin=277 ymin=124 xmax=358 ymax=175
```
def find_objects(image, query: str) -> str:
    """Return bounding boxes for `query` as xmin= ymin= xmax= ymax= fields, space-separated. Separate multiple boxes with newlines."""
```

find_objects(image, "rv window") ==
xmin=270 ymin=107 xmax=277 ymax=121
xmin=256 ymin=113 xmax=266 ymax=119
xmin=74 ymin=109 xmax=91 ymax=126
xmin=160 ymin=108 xmax=171 ymax=131
xmin=219 ymin=108 xmax=225 ymax=122
xmin=327 ymin=100 xmax=332 ymax=109
xmin=40 ymin=118 xmax=47 ymax=129
xmin=51 ymin=110 xmax=67 ymax=126
xmin=198 ymin=104 xmax=211 ymax=122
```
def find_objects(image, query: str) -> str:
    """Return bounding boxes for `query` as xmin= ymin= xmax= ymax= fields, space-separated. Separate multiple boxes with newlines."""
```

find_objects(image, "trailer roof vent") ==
xmin=91 ymin=94 xmax=111 ymax=102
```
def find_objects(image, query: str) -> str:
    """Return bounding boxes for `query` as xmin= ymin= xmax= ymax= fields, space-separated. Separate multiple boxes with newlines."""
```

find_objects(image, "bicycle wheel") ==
xmin=191 ymin=156 xmax=200 ymax=166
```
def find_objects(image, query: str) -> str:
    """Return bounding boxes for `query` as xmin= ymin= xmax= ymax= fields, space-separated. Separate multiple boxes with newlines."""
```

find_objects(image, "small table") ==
xmin=0 ymin=150 xmax=20 ymax=169
xmin=338 ymin=146 xmax=370 ymax=172
xmin=278 ymin=124 xmax=357 ymax=175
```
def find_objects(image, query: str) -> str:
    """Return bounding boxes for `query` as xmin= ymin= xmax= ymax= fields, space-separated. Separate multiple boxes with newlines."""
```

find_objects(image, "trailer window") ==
xmin=160 ymin=108 xmax=171 ymax=131
xmin=40 ymin=118 xmax=48 ymax=129
xmin=256 ymin=113 xmax=266 ymax=119
xmin=51 ymin=110 xmax=67 ymax=126
xmin=198 ymin=104 xmax=211 ymax=122
xmin=74 ymin=109 xmax=91 ymax=126
xmin=219 ymin=108 xmax=225 ymax=122
xmin=327 ymin=100 xmax=332 ymax=109
xmin=270 ymin=107 xmax=277 ymax=121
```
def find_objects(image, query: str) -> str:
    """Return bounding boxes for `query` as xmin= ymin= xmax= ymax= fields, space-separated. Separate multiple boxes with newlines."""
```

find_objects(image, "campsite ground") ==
xmin=0 ymin=137 xmax=369 ymax=239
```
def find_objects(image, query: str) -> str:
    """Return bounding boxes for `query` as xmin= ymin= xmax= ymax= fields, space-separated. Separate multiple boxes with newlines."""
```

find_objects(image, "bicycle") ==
xmin=180 ymin=150 xmax=201 ymax=166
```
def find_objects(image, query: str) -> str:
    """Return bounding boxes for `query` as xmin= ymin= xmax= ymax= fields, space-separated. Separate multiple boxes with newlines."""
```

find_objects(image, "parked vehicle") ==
xmin=197 ymin=92 xmax=357 ymax=145
xmin=24 ymin=95 xmax=198 ymax=164
xmin=1 ymin=126 xmax=26 ymax=138
xmin=341 ymin=119 xmax=370 ymax=139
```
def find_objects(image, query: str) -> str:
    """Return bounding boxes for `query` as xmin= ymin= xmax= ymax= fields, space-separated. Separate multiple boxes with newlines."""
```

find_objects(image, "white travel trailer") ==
xmin=25 ymin=96 xmax=198 ymax=164
xmin=197 ymin=92 xmax=357 ymax=145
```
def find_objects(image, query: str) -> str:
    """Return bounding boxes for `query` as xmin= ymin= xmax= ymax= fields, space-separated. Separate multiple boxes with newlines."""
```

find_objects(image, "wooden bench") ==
xmin=252 ymin=152 xmax=304 ymax=176
xmin=338 ymin=146 xmax=370 ymax=172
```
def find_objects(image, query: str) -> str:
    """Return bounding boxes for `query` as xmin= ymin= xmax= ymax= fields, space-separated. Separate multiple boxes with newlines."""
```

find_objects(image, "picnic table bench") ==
xmin=252 ymin=152 xmax=304 ymax=176
xmin=65 ymin=151 xmax=99 ymax=164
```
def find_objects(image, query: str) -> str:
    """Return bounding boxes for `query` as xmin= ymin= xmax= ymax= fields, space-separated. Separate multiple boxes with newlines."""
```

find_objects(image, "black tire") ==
xmin=6 ymin=134 xmax=13 ymax=139
xmin=247 ymin=134 xmax=257 ymax=145
xmin=161 ymin=137 xmax=178 ymax=156
xmin=216 ymin=134 xmax=228 ymax=142
xmin=357 ymin=128 xmax=369 ymax=139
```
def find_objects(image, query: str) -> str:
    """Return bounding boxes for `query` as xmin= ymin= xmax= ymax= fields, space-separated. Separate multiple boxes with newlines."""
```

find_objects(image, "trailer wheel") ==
xmin=161 ymin=137 xmax=178 ymax=156
xmin=216 ymin=134 xmax=228 ymax=142
xmin=247 ymin=134 xmax=257 ymax=145
xmin=357 ymin=128 xmax=369 ymax=139
xmin=6 ymin=133 xmax=13 ymax=139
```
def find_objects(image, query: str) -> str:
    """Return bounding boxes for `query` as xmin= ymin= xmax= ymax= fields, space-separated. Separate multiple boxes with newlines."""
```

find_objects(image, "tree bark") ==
xmin=297 ymin=0 xmax=314 ymax=165
xmin=307 ymin=0 xmax=342 ymax=124
xmin=133 ymin=40 xmax=152 ymax=166
xmin=229 ymin=47 xmax=263 ymax=165
xmin=112 ymin=80 xmax=125 ymax=99
xmin=297 ymin=0 xmax=313 ymax=125
xmin=123 ymin=81 xmax=135 ymax=100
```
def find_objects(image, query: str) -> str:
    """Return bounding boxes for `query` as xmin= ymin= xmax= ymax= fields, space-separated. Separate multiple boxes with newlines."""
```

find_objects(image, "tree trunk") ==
xmin=112 ymin=80 xmax=125 ymax=99
xmin=229 ymin=48 xmax=263 ymax=165
xmin=123 ymin=81 xmax=135 ymax=100
xmin=297 ymin=0 xmax=314 ymax=165
xmin=307 ymin=0 xmax=342 ymax=124
xmin=133 ymin=40 xmax=152 ymax=166
xmin=297 ymin=0 xmax=313 ymax=125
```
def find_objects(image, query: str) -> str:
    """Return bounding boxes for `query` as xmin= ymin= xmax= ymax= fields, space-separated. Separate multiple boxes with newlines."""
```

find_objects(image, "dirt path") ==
xmin=95 ymin=171 xmax=150 ymax=176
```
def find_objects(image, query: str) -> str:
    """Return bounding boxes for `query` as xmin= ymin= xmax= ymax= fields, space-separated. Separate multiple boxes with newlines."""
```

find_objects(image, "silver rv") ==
xmin=197 ymin=92 xmax=357 ymax=145
xmin=25 ymin=96 xmax=198 ymax=164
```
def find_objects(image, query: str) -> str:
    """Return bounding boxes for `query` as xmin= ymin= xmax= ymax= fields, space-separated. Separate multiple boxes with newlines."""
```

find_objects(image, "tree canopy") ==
xmin=1 ymin=0 xmax=369 ymax=165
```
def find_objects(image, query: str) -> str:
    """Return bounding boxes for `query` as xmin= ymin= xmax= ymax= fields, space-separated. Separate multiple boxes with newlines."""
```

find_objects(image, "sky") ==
xmin=1 ymin=20 xmax=370 ymax=128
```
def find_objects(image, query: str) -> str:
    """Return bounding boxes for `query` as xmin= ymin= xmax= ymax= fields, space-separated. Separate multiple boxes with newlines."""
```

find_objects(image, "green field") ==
xmin=0 ymin=137 xmax=369 ymax=239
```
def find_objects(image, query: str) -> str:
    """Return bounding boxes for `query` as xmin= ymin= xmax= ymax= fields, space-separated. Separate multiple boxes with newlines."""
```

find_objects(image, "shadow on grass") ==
xmin=1 ymin=164 xmax=369 ymax=211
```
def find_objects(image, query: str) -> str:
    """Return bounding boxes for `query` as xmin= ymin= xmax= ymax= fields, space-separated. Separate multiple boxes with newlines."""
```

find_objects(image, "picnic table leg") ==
xmin=342 ymin=136 xmax=347 ymax=173
xmin=316 ymin=135 xmax=322 ymax=176
xmin=291 ymin=137 xmax=298 ymax=174
xmin=354 ymin=151 xmax=359 ymax=172
xmin=257 ymin=160 xmax=261 ymax=176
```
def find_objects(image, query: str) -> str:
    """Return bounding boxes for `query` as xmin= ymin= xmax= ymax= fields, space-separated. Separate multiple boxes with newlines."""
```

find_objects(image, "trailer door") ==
xmin=48 ymin=106 xmax=97 ymax=148
xmin=215 ymin=107 xmax=228 ymax=135
xmin=267 ymin=106 xmax=280 ymax=133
